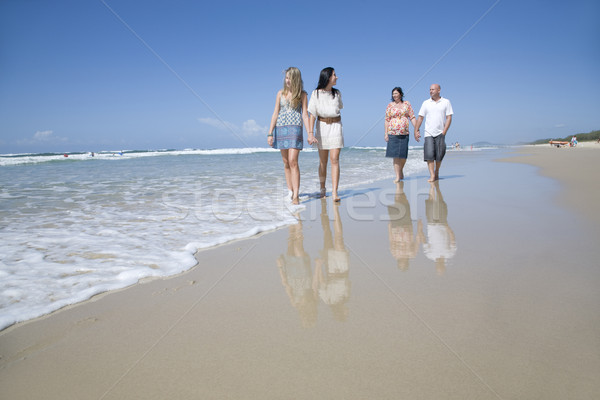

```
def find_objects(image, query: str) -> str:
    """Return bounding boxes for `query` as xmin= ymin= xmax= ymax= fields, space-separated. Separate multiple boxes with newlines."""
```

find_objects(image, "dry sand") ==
xmin=1 ymin=144 xmax=599 ymax=399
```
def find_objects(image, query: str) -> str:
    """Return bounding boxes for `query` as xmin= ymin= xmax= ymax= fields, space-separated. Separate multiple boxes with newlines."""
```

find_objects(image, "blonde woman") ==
xmin=268 ymin=67 xmax=313 ymax=204
xmin=307 ymin=67 xmax=343 ymax=202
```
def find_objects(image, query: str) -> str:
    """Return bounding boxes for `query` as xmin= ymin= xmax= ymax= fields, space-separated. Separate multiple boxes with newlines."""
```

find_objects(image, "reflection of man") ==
xmin=414 ymin=84 xmax=453 ymax=182
xmin=387 ymin=182 xmax=421 ymax=270
xmin=315 ymin=200 xmax=350 ymax=321
xmin=419 ymin=182 xmax=456 ymax=275
xmin=277 ymin=217 xmax=317 ymax=328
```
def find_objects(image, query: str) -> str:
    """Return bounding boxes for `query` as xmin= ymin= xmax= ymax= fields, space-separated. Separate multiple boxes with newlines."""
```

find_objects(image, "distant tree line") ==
xmin=531 ymin=129 xmax=600 ymax=144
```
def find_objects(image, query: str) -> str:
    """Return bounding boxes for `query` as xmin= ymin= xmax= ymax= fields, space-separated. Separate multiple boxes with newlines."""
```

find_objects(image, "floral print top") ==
xmin=385 ymin=101 xmax=415 ymax=135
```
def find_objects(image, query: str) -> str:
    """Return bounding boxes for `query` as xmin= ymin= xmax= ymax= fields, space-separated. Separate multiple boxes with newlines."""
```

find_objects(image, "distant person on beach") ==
xmin=414 ymin=84 xmax=453 ymax=182
xmin=571 ymin=135 xmax=578 ymax=147
xmin=384 ymin=87 xmax=417 ymax=182
xmin=308 ymin=67 xmax=344 ymax=202
xmin=268 ymin=67 xmax=312 ymax=205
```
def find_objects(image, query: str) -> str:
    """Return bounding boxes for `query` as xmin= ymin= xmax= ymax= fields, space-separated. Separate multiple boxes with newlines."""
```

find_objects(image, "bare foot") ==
xmin=333 ymin=193 xmax=340 ymax=202
xmin=427 ymin=176 xmax=436 ymax=182
xmin=393 ymin=172 xmax=404 ymax=183
xmin=319 ymin=188 xmax=326 ymax=198
xmin=292 ymin=197 xmax=299 ymax=205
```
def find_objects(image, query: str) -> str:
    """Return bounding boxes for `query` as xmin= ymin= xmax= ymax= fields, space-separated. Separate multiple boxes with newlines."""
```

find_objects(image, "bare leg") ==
xmin=393 ymin=158 xmax=406 ymax=182
xmin=318 ymin=149 xmax=329 ymax=197
xmin=288 ymin=148 xmax=300 ymax=204
xmin=427 ymin=160 xmax=436 ymax=182
xmin=280 ymin=150 xmax=293 ymax=194
xmin=434 ymin=160 xmax=442 ymax=181
xmin=330 ymin=148 xmax=341 ymax=201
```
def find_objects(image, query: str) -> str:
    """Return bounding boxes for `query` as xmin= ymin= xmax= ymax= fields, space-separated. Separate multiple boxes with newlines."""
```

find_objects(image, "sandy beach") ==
xmin=1 ymin=144 xmax=599 ymax=399
xmin=502 ymin=143 xmax=600 ymax=227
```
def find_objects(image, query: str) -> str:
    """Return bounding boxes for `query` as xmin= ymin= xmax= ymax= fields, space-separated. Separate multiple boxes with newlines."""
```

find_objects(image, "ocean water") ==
xmin=0 ymin=146 xmax=433 ymax=330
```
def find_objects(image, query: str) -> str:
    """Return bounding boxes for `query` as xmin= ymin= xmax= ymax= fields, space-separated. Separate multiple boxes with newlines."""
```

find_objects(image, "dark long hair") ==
xmin=391 ymin=87 xmax=404 ymax=102
xmin=315 ymin=67 xmax=339 ymax=98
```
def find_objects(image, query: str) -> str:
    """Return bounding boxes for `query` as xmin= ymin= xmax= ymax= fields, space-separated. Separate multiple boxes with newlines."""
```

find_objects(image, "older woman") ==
xmin=384 ymin=87 xmax=416 ymax=181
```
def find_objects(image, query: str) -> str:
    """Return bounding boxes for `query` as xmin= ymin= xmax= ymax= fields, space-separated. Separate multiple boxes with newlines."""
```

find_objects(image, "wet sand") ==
xmin=503 ymin=142 xmax=600 ymax=227
xmin=1 ymin=145 xmax=599 ymax=399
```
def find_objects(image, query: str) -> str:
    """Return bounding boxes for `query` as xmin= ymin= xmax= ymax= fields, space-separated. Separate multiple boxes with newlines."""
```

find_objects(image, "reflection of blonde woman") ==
xmin=268 ymin=67 xmax=312 ymax=205
xmin=277 ymin=219 xmax=317 ymax=328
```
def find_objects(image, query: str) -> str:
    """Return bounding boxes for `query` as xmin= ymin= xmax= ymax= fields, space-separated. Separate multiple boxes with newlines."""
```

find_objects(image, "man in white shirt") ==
xmin=414 ymin=84 xmax=453 ymax=182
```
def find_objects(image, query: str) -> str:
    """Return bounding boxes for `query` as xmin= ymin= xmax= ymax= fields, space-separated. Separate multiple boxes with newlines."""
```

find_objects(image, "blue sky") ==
xmin=1 ymin=0 xmax=598 ymax=153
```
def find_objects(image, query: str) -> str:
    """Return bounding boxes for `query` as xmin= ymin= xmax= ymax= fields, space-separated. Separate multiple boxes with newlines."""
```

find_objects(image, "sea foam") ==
xmin=0 ymin=147 xmax=428 ymax=330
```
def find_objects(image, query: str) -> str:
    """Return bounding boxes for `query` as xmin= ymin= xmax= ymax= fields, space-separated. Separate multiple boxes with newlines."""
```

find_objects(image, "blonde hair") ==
xmin=282 ymin=67 xmax=304 ymax=109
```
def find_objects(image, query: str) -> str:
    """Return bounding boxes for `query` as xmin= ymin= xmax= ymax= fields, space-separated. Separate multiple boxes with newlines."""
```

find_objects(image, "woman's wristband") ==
xmin=267 ymin=134 xmax=273 ymax=137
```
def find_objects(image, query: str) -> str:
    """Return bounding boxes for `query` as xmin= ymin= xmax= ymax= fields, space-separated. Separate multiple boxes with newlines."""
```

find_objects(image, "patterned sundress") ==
xmin=273 ymin=96 xmax=303 ymax=150
xmin=385 ymin=101 xmax=414 ymax=136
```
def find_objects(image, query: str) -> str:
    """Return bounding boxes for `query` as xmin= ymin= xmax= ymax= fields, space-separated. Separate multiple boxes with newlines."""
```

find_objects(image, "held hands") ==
xmin=307 ymin=133 xmax=318 ymax=145
xmin=414 ymin=129 xmax=421 ymax=142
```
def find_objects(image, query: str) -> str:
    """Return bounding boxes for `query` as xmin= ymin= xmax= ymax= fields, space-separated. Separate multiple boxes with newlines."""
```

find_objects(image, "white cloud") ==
xmin=242 ymin=119 xmax=265 ymax=135
xmin=34 ymin=130 xmax=54 ymax=141
xmin=198 ymin=117 xmax=267 ymax=137
xmin=16 ymin=130 xmax=67 ymax=146
xmin=197 ymin=117 xmax=236 ymax=132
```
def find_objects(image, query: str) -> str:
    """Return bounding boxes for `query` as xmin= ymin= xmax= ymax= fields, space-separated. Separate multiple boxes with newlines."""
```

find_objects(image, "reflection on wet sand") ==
xmin=277 ymin=217 xmax=317 ymax=328
xmin=420 ymin=181 xmax=457 ymax=275
xmin=315 ymin=200 xmax=350 ymax=321
xmin=277 ymin=200 xmax=351 ymax=327
xmin=387 ymin=181 xmax=421 ymax=271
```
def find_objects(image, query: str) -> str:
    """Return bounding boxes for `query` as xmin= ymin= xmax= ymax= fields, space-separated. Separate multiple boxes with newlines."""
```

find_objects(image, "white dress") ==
xmin=307 ymin=89 xmax=344 ymax=150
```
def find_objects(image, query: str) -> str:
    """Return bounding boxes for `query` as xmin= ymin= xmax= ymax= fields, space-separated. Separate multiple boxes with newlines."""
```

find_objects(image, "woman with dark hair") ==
xmin=384 ymin=87 xmax=416 ymax=181
xmin=307 ymin=67 xmax=344 ymax=202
